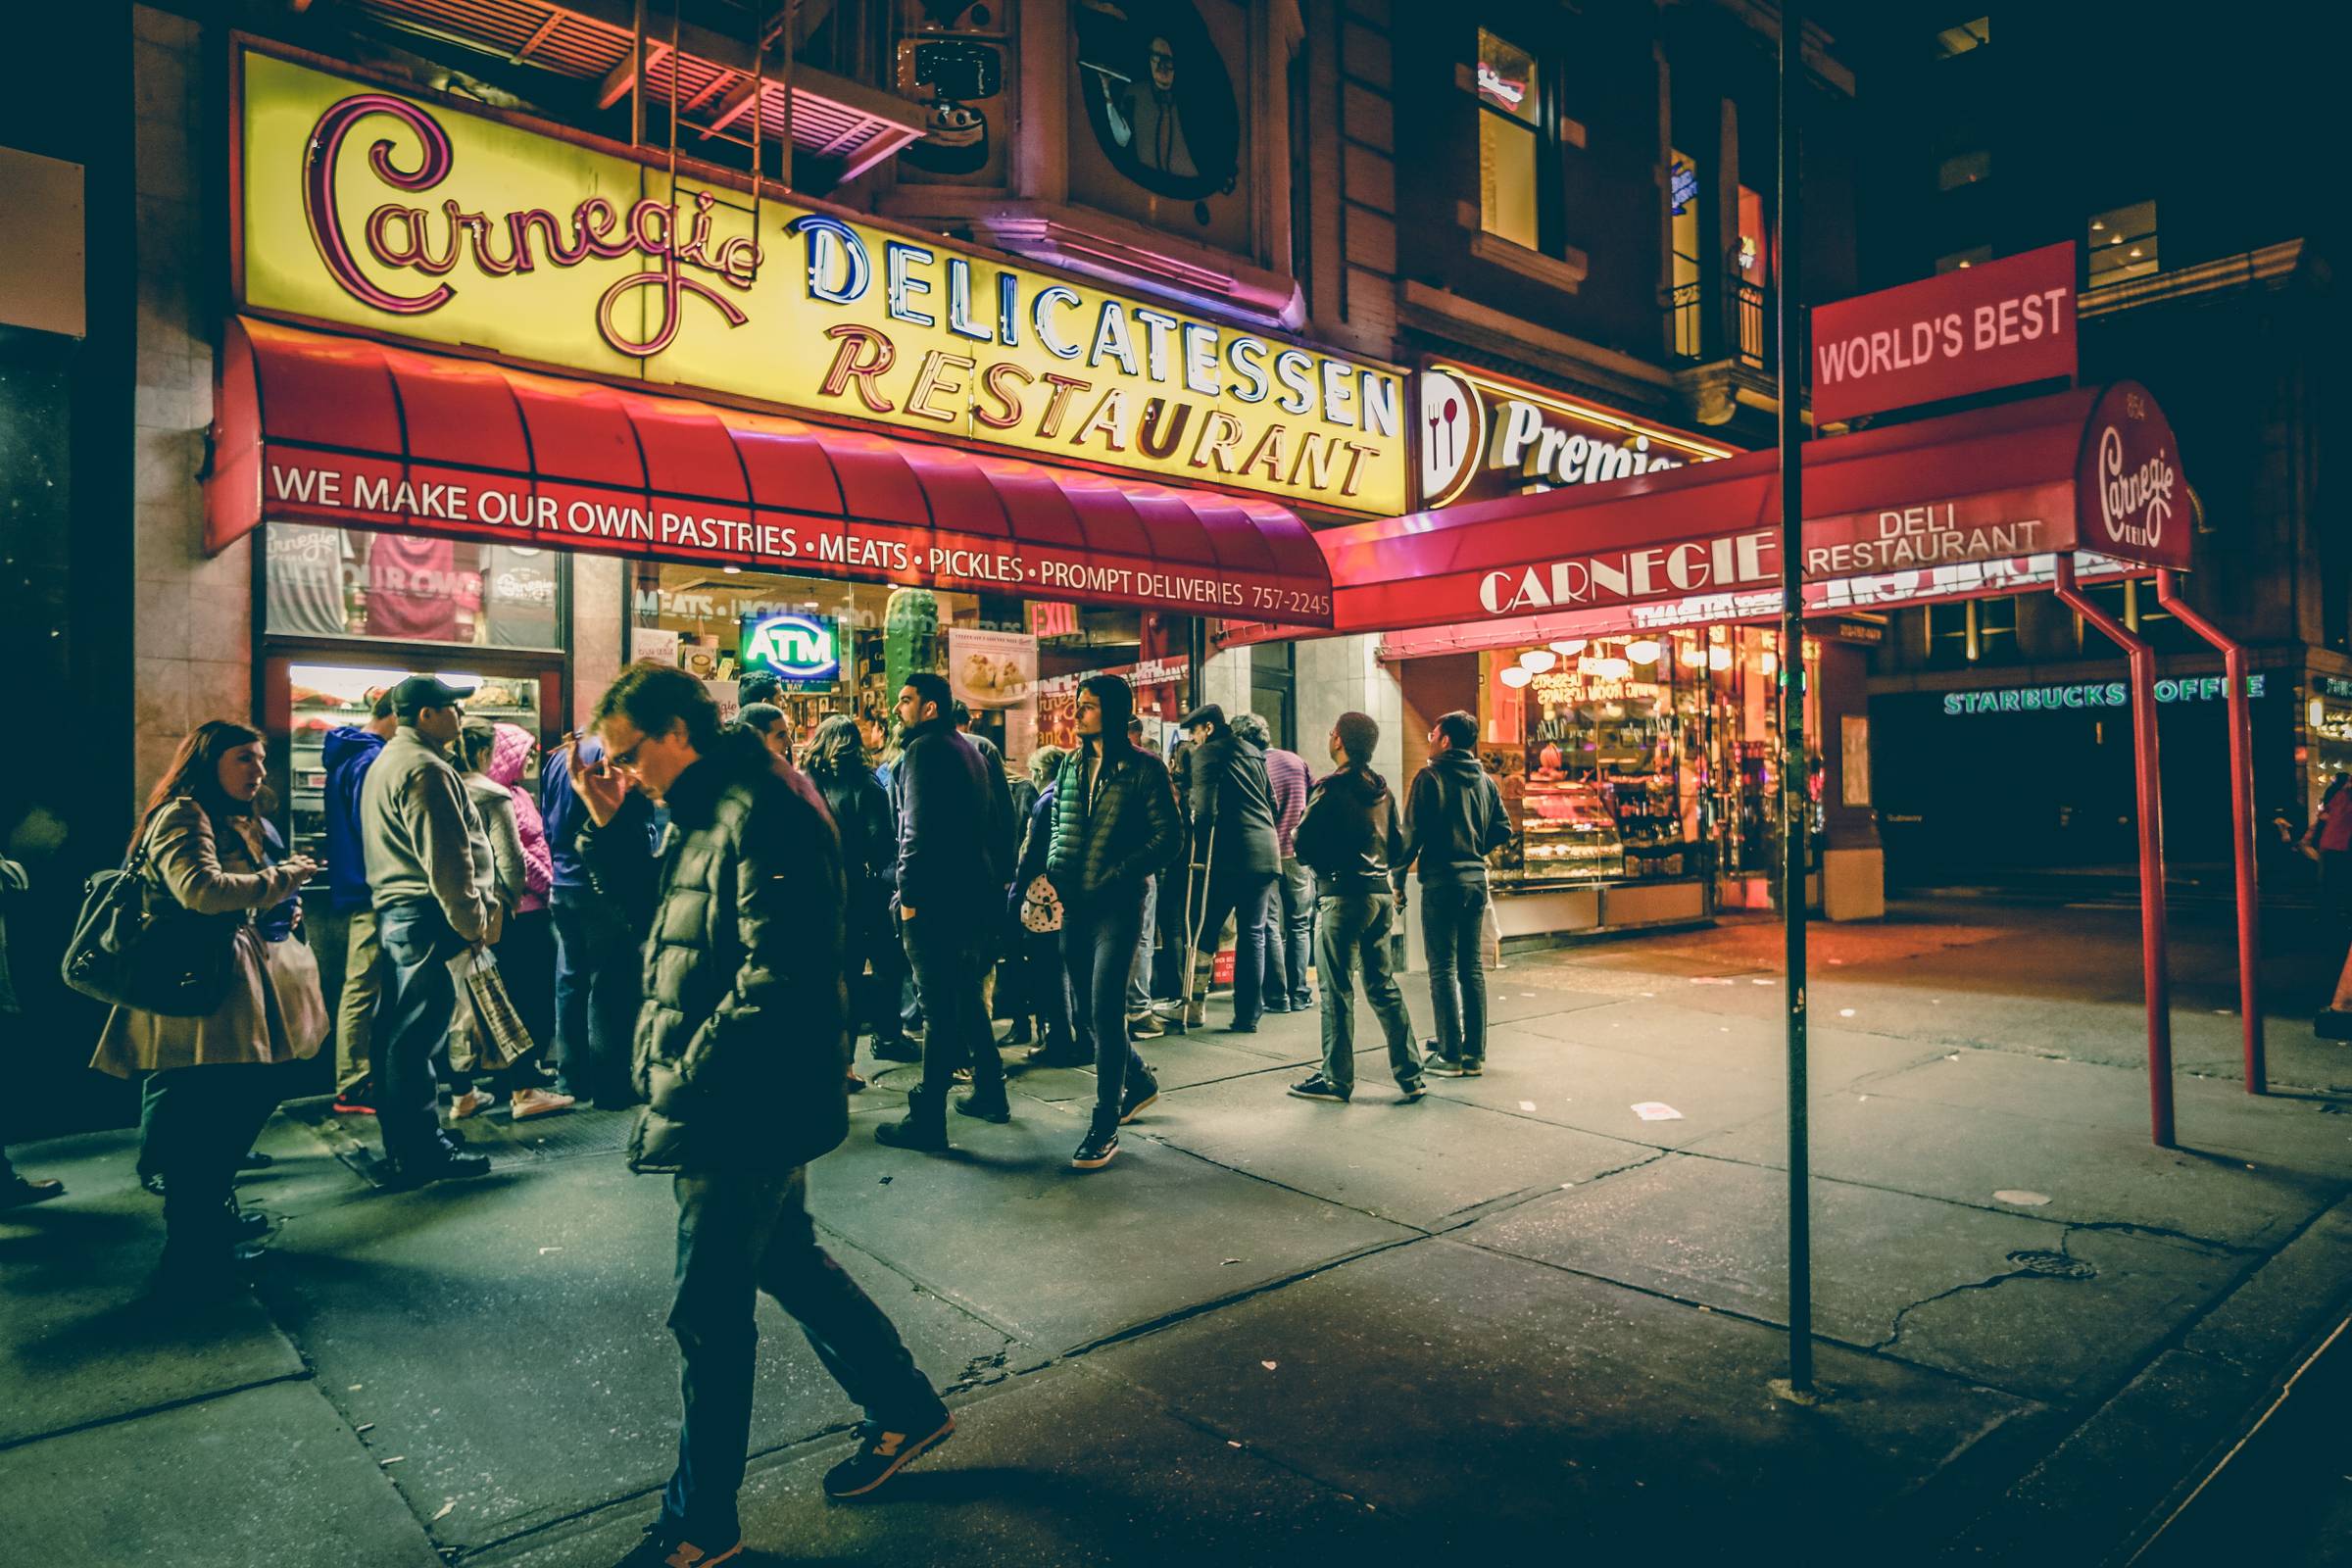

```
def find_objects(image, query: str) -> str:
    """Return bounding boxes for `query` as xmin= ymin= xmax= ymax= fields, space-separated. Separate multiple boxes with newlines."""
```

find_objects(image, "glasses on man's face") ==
xmin=608 ymin=735 xmax=647 ymax=770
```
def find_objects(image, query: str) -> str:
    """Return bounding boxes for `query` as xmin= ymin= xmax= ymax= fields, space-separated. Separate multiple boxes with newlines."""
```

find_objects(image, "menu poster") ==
xmin=948 ymin=629 xmax=1038 ymax=711
xmin=633 ymin=626 xmax=682 ymax=669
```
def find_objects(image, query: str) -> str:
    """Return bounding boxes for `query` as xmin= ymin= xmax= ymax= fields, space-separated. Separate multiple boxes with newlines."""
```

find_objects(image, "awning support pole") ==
xmin=2155 ymin=568 xmax=2264 ymax=1094
xmin=2056 ymin=559 xmax=2177 ymax=1146
xmin=1775 ymin=0 xmax=1813 ymax=1399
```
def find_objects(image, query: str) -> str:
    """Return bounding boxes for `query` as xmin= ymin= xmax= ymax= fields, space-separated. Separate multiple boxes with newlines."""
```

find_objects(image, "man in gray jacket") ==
xmin=360 ymin=675 xmax=493 ymax=1183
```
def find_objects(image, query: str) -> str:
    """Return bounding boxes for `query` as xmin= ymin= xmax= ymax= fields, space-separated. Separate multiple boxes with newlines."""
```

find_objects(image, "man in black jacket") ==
xmin=877 ymin=671 xmax=1012 ymax=1150
xmin=1048 ymin=673 xmax=1180 ymax=1170
xmin=1289 ymin=711 xmax=1424 ymax=1105
xmin=1175 ymin=703 xmax=1282 ymax=1033
xmin=571 ymin=664 xmax=950 ymax=1568
xmin=1400 ymin=710 xmax=1514 ymax=1076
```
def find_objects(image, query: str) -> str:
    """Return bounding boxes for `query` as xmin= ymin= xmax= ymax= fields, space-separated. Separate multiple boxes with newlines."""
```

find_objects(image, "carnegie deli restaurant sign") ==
xmin=1416 ymin=364 xmax=1736 ymax=509
xmin=237 ymin=49 xmax=1407 ymax=514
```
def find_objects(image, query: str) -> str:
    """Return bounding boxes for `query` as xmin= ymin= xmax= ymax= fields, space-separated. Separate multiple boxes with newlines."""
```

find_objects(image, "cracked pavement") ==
xmin=4 ymin=897 xmax=2350 ymax=1564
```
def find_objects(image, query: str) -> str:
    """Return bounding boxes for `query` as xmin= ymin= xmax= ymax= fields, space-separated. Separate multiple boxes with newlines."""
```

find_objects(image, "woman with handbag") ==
xmin=1010 ymin=747 xmax=1081 ymax=1066
xmin=88 ymin=721 xmax=318 ymax=1289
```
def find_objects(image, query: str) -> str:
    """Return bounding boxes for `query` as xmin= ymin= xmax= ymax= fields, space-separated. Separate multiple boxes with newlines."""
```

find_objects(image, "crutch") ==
xmin=1174 ymin=813 xmax=1217 ymax=1035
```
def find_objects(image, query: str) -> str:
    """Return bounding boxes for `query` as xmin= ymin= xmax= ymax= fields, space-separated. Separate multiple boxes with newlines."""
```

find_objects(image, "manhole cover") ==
xmin=2004 ymin=1249 xmax=2096 ymax=1281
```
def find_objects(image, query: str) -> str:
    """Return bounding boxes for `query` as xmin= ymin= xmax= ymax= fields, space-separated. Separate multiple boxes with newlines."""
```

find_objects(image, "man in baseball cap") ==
xmin=386 ymin=673 xmax=477 ymax=718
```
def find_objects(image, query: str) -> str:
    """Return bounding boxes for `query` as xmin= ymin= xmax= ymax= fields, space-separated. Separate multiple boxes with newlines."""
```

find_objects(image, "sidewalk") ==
xmin=3 ymin=899 xmax=2348 ymax=1565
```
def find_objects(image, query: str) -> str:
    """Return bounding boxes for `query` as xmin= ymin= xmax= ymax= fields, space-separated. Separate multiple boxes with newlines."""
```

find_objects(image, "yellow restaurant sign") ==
xmin=238 ymin=49 xmax=1406 ymax=514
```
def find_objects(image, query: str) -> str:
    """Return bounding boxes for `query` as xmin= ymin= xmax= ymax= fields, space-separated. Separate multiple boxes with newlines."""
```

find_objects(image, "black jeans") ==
xmin=662 ymin=1167 xmax=940 ymax=1543
xmin=551 ymin=893 xmax=640 ymax=1103
xmin=1420 ymin=882 xmax=1491 ymax=1066
xmin=1062 ymin=883 xmax=1154 ymax=1123
xmin=375 ymin=900 xmax=464 ymax=1167
xmin=1192 ymin=869 xmax=1276 ymax=1024
xmin=1019 ymin=929 xmax=1077 ymax=1051
xmin=901 ymin=915 xmax=1002 ymax=1120
xmin=145 ymin=1064 xmax=279 ymax=1259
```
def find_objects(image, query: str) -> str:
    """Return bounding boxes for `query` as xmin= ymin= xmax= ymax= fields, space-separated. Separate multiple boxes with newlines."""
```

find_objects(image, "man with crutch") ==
xmin=1172 ymin=705 xmax=1281 ymax=1034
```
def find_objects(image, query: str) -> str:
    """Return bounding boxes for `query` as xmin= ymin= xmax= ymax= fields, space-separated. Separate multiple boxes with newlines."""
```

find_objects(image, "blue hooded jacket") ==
xmin=542 ymin=734 xmax=656 ymax=894
xmin=320 ymin=724 xmax=387 ymax=913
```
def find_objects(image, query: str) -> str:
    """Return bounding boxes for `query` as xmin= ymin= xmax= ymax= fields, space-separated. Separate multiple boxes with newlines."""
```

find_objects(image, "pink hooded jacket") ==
xmin=485 ymin=723 xmax=554 ymax=911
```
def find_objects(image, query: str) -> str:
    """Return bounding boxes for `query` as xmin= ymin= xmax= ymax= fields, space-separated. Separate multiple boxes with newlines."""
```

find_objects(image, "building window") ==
xmin=1935 ymin=18 xmax=1990 ymax=58
xmin=1735 ymin=184 xmax=1769 ymax=368
xmin=1936 ymin=245 xmax=1993 ymax=273
xmin=1669 ymin=149 xmax=1702 ymax=359
xmin=2087 ymin=200 xmax=2158 ymax=286
xmin=1936 ymin=148 xmax=1991 ymax=191
xmin=1476 ymin=28 xmax=1542 ymax=251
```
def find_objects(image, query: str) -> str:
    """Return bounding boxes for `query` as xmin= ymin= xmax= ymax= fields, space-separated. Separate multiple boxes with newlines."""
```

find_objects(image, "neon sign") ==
xmin=740 ymin=613 xmax=840 ymax=682
xmin=241 ymin=50 xmax=1408 ymax=513
xmin=1940 ymin=674 xmax=2265 ymax=715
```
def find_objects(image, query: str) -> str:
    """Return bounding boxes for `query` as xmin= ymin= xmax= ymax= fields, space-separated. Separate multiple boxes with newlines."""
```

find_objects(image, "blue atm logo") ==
xmin=742 ymin=613 xmax=839 ymax=681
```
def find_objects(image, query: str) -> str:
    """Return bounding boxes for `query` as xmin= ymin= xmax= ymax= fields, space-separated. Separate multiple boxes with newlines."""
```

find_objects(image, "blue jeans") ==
xmin=551 ymin=893 xmax=639 ymax=1103
xmin=1128 ymin=875 xmax=1156 ymax=1015
xmin=1063 ymin=883 xmax=1155 ymax=1123
xmin=1314 ymin=891 xmax=1419 ymax=1095
xmin=1420 ymin=882 xmax=1491 ymax=1065
xmin=1194 ymin=869 xmax=1276 ymax=1025
xmin=374 ymin=900 xmax=463 ymax=1166
xmin=1277 ymin=858 xmax=1315 ymax=1007
xmin=662 ymin=1168 xmax=939 ymax=1543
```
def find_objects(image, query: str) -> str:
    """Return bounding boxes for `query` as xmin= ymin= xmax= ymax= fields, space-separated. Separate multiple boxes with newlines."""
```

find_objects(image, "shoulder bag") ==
xmin=62 ymin=815 xmax=240 ymax=1017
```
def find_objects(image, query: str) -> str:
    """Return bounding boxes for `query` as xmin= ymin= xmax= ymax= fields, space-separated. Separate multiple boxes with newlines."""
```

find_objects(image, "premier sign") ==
xmin=1811 ymin=243 xmax=2077 ymax=423
xmin=1418 ymin=363 xmax=1734 ymax=509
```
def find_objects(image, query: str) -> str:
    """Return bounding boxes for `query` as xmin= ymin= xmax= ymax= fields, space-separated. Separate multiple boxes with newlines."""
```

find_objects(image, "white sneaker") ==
xmin=510 ymin=1088 xmax=576 ymax=1120
xmin=447 ymin=1089 xmax=494 ymax=1121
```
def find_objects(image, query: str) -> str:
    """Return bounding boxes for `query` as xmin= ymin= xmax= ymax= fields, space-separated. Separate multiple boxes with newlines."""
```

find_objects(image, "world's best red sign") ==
xmin=1812 ymin=243 xmax=2077 ymax=423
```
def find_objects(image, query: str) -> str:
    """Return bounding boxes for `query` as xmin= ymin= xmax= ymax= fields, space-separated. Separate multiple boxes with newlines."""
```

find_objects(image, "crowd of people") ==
xmin=4 ymin=658 xmax=1521 ymax=1568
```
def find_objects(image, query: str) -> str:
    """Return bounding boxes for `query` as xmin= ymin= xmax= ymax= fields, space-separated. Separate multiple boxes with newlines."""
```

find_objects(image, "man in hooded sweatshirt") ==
xmin=1047 ymin=674 xmax=1179 ymax=1170
xmin=1289 ymin=711 xmax=1423 ymax=1105
xmin=320 ymin=690 xmax=398 ymax=1112
xmin=1399 ymin=710 xmax=1514 ymax=1076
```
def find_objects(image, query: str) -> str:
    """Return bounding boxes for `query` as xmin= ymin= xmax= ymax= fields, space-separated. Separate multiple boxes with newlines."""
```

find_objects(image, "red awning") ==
xmin=1319 ymin=380 xmax=2184 ymax=638
xmin=207 ymin=318 xmax=1335 ymax=628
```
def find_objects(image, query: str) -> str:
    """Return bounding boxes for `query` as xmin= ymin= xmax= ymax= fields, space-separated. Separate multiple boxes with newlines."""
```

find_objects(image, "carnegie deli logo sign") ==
xmin=239 ymin=50 xmax=1407 ymax=514
xmin=1417 ymin=364 xmax=1735 ymax=509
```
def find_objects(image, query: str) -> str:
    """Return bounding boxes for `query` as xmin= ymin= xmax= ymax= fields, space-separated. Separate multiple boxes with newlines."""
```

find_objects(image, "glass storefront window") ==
xmin=1477 ymin=628 xmax=1804 ymax=888
xmin=265 ymin=522 xmax=565 ymax=651
xmin=627 ymin=564 xmax=1182 ymax=771
xmin=284 ymin=660 xmax=545 ymax=867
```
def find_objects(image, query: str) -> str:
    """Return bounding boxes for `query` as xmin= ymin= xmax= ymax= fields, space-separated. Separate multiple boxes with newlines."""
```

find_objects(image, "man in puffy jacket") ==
xmin=1289 ymin=711 xmax=1423 ymax=1106
xmin=1400 ymin=710 xmax=1514 ymax=1075
xmin=570 ymin=664 xmax=950 ymax=1568
xmin=1048 ymin=673 xmax=1179 ymax=1170
xmin=1175 ymin=703 xmax=1282 ymax=1033
xmin=876 ymin=672 xmax=1012 ymax=1150
xmin=320 ymin=691 xmax=397 ymax=1112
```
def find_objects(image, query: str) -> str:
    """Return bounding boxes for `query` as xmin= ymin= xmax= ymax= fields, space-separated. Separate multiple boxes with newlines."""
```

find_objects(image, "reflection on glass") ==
xmin=264 ymin=522 xmax=564 ymax=650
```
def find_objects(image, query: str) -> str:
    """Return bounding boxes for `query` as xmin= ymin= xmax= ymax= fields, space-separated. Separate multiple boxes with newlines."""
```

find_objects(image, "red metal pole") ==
xmin=2055 ymin=560 xmax=2176 ymax=1147
xmin=2155 ymin=568 xmax=2265 ymax=1095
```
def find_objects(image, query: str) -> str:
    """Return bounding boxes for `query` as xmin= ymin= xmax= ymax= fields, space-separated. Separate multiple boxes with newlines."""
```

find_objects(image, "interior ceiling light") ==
xmin=1498 ymin=664 xmax=1533 ymax=689
xmin=1519 ymin=649 xmax=1558 ymax=673
xmin=1627 ymin=639 xmax=1661 ymax=665
xmin=1759 ymin=650 xmax=1779 ymax=675
xmin=1549 ymin=638 xmax=1588 ymax=657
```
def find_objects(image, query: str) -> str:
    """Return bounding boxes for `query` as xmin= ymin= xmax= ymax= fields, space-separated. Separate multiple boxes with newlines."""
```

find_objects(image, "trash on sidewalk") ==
xmin=1993 ymin=1190 xmax=2053 ymax=1206
xmin=431 ymin=1501 xmax=456 ymax=1522
xmin=1261 ymin=1360 xmax=1277 ymax=1371
xmin=1632 ymin=1102 xmax=1685 ymax=1121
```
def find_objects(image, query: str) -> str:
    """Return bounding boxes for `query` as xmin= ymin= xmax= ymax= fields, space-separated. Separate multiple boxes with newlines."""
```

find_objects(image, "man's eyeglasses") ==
xmin=608 ymin=737 xmax=647 ymax=770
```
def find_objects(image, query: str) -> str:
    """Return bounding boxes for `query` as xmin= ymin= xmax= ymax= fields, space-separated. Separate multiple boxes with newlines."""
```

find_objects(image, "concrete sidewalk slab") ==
xmin=816 ymin=1107 xmax=1413 ymax=1352
xmin=1090 ymin=1237 xmax=2042 ymax=1553
xmin=1459 ymin=1153 xmax=2246 ymax=1402
xmin=1144 ymin=1071 xmax=1658 ymax=1230
xmin=0 ymin=1378 xmax=441 ymax=1568
xmin=469 ymin=1361 xmax=1407 ymax=1568
xmin=0 ymin=1131 xmax=306 ymax=1447
xmin=255 ymin=1154 xmax=1011 ymax=1551
xmin=1506 ymin=996 xmax=1948 ymax=1089
xmin=1429 ymin=1024 xmax=1787 ymax=1149
xmin=1683 ymin=1088 xmax=2348 ymax=1251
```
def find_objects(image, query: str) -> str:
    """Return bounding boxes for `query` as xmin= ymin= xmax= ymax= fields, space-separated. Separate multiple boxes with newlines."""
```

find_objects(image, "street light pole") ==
xmin=1776 ymin=0 xmax=1815 ymax=1400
